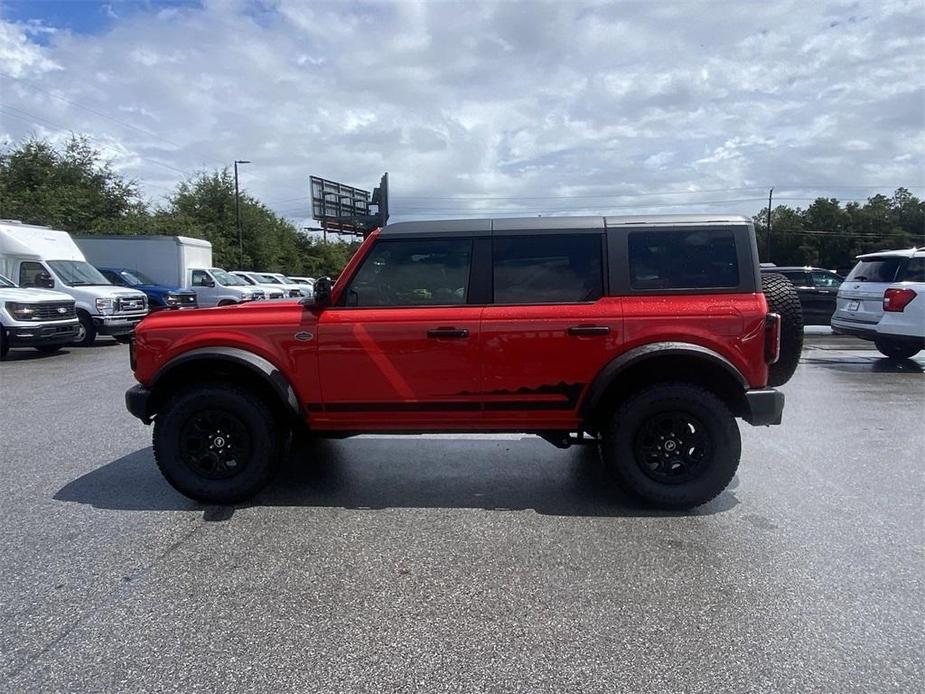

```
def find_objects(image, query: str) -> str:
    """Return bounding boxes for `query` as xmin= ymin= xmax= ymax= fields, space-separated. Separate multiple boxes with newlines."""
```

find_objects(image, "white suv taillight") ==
xmin=883 ymin=288 xmax=917 ymax=312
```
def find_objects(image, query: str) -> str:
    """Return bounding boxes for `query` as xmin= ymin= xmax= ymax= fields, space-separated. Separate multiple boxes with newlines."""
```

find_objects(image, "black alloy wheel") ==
xmin=179 ymin=409 xmax=252 ymax=480
xmin=634 ymin=411 xmax=713 ymax=485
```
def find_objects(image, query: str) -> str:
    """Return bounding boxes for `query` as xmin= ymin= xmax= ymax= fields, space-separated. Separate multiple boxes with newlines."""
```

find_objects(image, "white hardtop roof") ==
xmin=382 ymin=214 xmax=751 ymax=236
xmin=0 ymin=220 xmax=84 ymax=261
xmin=857 ymin=247 xmax=923 ymax=259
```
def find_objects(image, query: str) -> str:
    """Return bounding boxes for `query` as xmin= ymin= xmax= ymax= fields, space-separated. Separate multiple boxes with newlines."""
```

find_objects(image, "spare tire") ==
xmin=762 ymin=272 xmax=803 ymax=386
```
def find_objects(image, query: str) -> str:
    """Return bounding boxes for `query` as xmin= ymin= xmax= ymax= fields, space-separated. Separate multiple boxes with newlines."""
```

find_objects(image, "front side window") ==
xmin=781 ymin=271 xmax=809 ymax=287
xmin=492 ymin=234 xmax=603 ymax=304
xmin=19 ymin=261 xmax=47 ymax=287
xmin=345 ymin=238 xmax=472 ymax=307
xmin=191 ymin=270 xmax=212 ymax=287
xmin=628 ymin=229 xmax=739 ymax=290
xmin=810 ymin=271 xmax=842 ymax=288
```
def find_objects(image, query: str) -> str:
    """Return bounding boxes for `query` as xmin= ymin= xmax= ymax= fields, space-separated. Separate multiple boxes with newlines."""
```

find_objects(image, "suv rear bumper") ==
xmin=743 ymin=388 xmax=784 ymax=426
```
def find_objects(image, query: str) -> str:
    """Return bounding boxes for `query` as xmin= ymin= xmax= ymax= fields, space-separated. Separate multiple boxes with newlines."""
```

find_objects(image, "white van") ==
xmin=75 ymin=235 xmax=260 ymax=307
xmin=0 ymin=221 xmax=148 ymax=345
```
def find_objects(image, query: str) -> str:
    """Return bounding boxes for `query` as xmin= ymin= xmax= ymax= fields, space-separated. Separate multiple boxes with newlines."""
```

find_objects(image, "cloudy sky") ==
xmin=1 ymin=0 xmax=923 ymax=229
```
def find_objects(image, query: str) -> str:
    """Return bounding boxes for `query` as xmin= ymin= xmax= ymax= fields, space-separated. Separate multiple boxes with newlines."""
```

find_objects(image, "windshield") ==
xmin=211 ymin=269 xmax=247 ymax=286
xmin=235 ymin=274 xmax=256 ymax=285
xmin=48 ymin=260 xmax=111 ymax=287
xmin=259 ymin=274 xmax=283 ymax=284
xmin=846 ymin=258 xmax=903 ymax=283
xmin=0 ymin=274 xmax=15 ymax=288
xmin=120 ymin=270 xmax=156 ymax=285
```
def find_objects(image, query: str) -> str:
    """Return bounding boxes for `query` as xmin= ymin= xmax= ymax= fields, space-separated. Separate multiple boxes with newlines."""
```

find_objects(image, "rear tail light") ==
xmin=764 ymin=313 xmax=781 ymax=364
xmin=883 ymin=288 xmax=917 ymax=312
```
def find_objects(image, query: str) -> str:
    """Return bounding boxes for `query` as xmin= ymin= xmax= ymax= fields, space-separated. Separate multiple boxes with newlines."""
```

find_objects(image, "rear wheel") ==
xmin=35 ymin=345 xmax=63 ymax=354
xmin=153 ymin=384 xmax=282 ymax=503
xmin=762 ymin=272 xmax=803 ymax=386
xmin=73 ymin=311 xmax=96 ymax=346
xmin=874 ymin=338 xmax=920 ymax=360
xmin=600 ymin=383 xmax=740 ymax=509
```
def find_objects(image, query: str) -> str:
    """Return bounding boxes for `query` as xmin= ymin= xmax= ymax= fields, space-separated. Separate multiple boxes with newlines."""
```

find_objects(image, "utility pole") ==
xmin=767 ymin=187 xmax=774 ymax=262
xmin=234 ymin=160 xmax=251 ymax=268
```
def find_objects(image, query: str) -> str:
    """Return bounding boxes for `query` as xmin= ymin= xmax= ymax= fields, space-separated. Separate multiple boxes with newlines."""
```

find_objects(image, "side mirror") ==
xmin=311 ymin=276 xmax=333 ymax=308
xmin=38 ymin=272 xmax=55 ymax=289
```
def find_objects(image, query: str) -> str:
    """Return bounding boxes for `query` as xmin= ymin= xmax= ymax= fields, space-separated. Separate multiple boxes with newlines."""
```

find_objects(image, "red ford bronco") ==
xmin=126 ymin=214 xmax=802 ymax=509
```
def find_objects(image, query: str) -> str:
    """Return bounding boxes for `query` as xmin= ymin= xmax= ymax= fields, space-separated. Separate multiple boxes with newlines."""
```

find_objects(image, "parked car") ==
xmin=97 ymin=267 xmax=198 ymax=311
xmin=761 ymin=266 xmax=843 ymax=325
xmin=126 ymin=214 xmax=802 ymax=510
xmin=260 ymin=272 xmax=309 ymax=298
xmin=230 ymin=271 xmax=285 ymax=299
xmin=287 ymin=275 xmax=315 ymax=293
xmin=832 ymin=248 xmax=924 ymax=358
xmin=0 ymin=221 xmax=148 ymax=345
xmin=76 ymin=235 xmax=259 ymax=308
xmin=0 ymin=273 xmax=80 ymax=359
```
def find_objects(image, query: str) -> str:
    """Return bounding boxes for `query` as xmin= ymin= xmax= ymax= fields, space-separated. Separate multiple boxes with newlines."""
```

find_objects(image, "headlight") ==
xmin=5 ymin=302 xmax=40 ymax=321
xmin=96 ymin=298 xmax=114 ymax=314
xmin=164 ymin=293 xmax=179 ymax=305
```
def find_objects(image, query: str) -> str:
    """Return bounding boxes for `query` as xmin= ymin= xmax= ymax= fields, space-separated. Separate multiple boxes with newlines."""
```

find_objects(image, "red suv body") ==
xmin=127 ymin=215 xmax=793 ymax=508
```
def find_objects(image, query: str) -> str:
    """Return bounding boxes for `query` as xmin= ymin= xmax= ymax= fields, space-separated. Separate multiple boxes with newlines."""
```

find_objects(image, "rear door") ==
xmin=479 ymin=228 xmax=620 ymax=430
xmin=316 ymin=236 xmax=483 ymax=430
xmin=808 ymin=270 xmax=842 ymax=324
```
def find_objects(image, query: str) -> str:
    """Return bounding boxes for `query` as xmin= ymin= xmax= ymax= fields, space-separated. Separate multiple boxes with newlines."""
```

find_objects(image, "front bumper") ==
xmin=7 ymin=322 xmax=79 ymax=347
xmin=126 ymin=384 xmax=152 ymax=424
xmin=94 ymin=313 xmax=147 ymax=336
xmin=743 ymin=388 xmax=784 ymax=426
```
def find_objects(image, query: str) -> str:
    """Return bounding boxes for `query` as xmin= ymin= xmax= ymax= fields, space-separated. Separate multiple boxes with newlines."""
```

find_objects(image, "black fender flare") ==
xmin=578 ymin=341 xmax=749 ymax=421
xmin=152 ymin=346 xmax=300 ymax=418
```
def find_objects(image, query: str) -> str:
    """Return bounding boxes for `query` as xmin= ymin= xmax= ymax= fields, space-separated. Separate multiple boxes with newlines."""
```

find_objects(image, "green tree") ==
xmin=0 ymin=135 xmax=144 ymax=231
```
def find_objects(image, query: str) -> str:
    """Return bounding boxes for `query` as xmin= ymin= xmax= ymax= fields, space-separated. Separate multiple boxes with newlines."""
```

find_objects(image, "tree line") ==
xmin=0 ymin=136 xmax=360 ymax=278
xmin=1 ymin=136 xmax=923 ymax=277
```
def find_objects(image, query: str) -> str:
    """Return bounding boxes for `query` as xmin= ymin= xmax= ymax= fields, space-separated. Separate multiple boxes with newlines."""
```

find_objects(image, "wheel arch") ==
xmin=580 ymin=342 xmax=749 ymax=428
xmin=148 ymin=347 xmax=300 ymax=422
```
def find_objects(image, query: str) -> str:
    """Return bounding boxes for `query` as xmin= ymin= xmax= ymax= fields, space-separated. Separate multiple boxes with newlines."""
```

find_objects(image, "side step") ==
xmin=538 ymin=431 xmax=599 ymax=449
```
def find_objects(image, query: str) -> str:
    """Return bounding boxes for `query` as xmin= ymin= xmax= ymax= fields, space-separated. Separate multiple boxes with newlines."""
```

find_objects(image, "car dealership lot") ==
xmin=1 ymin=335 xmax=923 ymax=693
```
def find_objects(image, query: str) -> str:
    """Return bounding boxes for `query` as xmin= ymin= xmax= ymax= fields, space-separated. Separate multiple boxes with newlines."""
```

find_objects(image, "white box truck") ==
xmin=0 ymin=220 xmax=148 ymax=345
xmin=75 ymin=235 xmax=262 ymax=307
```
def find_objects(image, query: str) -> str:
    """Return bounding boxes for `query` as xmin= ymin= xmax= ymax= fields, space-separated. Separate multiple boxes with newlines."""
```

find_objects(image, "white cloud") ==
xmin=0 ymin=0 xmax=922 ymax=225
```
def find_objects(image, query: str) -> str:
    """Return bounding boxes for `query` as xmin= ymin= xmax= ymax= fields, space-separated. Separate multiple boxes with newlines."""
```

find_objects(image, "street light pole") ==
xmin=234 ymin=160 xmax=251 ymax=268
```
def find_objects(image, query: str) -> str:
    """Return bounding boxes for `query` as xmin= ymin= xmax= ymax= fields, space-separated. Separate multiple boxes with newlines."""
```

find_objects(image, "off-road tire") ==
xmin=600 ymin=383 xmax=741 ymax=509
xmin=762 ymin=272 xmax=803 ymax=386
xmin=73 ymin=311 xmax=97 ymax=347
xmin=153 ymin=383 xmax=281 ymax=504
xmin=874 ymin=338 xmax=920 ymax=360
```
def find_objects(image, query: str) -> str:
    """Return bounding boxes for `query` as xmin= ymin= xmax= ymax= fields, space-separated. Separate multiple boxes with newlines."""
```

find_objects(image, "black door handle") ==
xmin=427 ymin=327 xmax=469 ymax=339
xmin=568 ymin=325 xmax=610 ymax=336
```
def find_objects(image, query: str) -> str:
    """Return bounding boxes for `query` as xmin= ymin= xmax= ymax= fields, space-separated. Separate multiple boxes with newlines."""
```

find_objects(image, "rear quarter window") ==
xmin=898 ymin=257 xmax=924 ymax=282
xmin=628 ymin=229 xmax=739 ymax=290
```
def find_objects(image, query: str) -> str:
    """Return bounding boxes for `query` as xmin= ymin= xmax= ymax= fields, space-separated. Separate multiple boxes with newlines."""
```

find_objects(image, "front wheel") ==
xmin=874 ymin=338 xmax=920 ymax=360
xmin=153 ymin=384 xmax=282 ymax=504
xmin=0 ymin=325 xmax=8 ymax=360
xmin=600 ymin=383 xmax=741 ymax=509
xmin=73 ymin=312 xmax=96 ymax=346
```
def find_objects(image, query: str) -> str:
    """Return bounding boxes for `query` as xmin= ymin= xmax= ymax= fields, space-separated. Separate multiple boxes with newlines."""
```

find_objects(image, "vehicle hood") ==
xmin=136 ymin=284 xmax=195 ymax=295
xmin=0 ymin=287 xmax=75 ymax=303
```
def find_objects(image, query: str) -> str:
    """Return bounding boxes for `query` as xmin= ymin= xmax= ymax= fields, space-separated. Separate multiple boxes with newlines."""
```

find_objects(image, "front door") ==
xmin=316 ymin=236 xmax=482 ymax=431
xmin=479 ymin=232 xmax=621 ymax=430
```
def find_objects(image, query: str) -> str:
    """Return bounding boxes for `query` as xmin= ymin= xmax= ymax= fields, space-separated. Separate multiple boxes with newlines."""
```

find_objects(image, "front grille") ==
xmin=32 ymin=302 xmax=76 ymax=320
xmin=116 ymin=296 xmax=146 ymax=313
xmin=252 ymin=290 xmax=266 ymax=300
xmin=288 ymin=289 xmax=302 ymax=298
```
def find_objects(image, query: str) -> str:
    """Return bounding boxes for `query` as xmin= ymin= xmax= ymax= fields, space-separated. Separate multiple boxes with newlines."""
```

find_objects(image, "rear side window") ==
xmin=492 ymin=234 xmax=603 ymax=304
xmin=345 ymin=238 xmax=472 ymax=307
xmin=781 ymin=271 xmax=809 ymax=287
xmin=898 ymin=257 xmax=925 ymax=282
xmin=846 ymin=258 xmax=902 ymax=283
xmin=810 ymin=271 xmax=842 ymax=288
xmin=628 ymin=229 xmax=738 ymax=290
xmin=19 ymin=261 xmax=46 ymax=287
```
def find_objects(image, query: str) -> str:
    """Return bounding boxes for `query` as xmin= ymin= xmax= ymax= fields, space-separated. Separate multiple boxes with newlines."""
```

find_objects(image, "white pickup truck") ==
xmin=0 ymin=273 xmax=79 ymax=359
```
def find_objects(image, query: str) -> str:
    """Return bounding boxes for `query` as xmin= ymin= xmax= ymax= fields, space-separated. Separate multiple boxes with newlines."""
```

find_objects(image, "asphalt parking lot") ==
xmin=1 ymin=333 xmax=923 ymax=693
